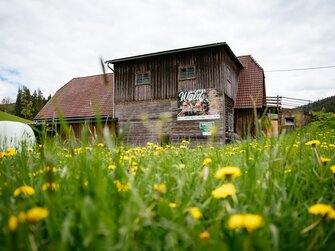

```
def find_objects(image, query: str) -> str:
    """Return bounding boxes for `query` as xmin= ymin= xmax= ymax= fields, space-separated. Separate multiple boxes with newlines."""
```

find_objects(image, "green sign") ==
xmin=199 ymin=122 xmax=216 ymax=136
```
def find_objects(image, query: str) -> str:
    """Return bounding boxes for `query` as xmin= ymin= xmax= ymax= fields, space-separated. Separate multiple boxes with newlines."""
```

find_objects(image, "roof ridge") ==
xmin=72 ymin=72 xmax=113 ymax=80
xmin=238 ymin=55 xmax=264 ymax=71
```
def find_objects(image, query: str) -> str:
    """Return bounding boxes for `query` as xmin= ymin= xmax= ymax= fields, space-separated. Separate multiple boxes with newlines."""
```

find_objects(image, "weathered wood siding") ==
xmin=113 ymin=46 xmax=241 ymax=145
xmin=114 ymin=47 xmax=239 ymax=102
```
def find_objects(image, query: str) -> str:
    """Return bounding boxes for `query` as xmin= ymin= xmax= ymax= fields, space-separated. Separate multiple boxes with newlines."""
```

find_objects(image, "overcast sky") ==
xmin=1 ymin=0 xmax=334 ymax=104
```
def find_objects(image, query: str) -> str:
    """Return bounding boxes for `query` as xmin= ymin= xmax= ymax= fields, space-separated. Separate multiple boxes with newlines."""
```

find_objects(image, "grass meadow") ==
xmin=0 ymin=113 xmax=335 ymax=251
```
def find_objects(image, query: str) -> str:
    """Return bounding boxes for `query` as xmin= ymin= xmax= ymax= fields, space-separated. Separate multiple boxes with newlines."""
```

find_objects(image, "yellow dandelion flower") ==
xmin=320 ymin=157 xmax=331 ymax=164
xmin=178 ymin=164 xmax=186 ymax=169
xmin=202 ymin=158 xmax=212 ymax=166
xmin=182 ymin=139 xmax=190 ymax=145
xmin=42 ymin=182 xmax=59 ymax=191
xmin=211 ymin=183 xmax=236 ymax=199
xmin=330 ymin=165 xmax=335 ymax=174
xmin=6 ymin=148 xmax=17 ymax=156
xmin=308 ymin=203 xmax=334 ymax=218
xmin=199 ymin=231 xmax=210 ymax=240
xmin=284 ymin=169 xmax=292 ymax=174
xmin=215 ymin=166 xmax=241 ymax=180
xmin=18 ymin=212 xmax=26 ymax=223
xmin=154 ymin=183 xmax=167 ymax=194
xmin=13 ymin=185 xmax=35 ymax=197
xmin=108 ymin=164 xmax=116 ymax=170
xmin=305 ymin=140 xmax=321 ymax=147
xmin=169 ymin=202 xmax=177 ymax=208
xmin=26 ymin=207 xmax=49 ymax=222
xmin=228 ymin=214 xmax=263 ymax=232
xmin=8 ymin=215 xmax=19 ymax=232
xmin=113 ymin=180 xmax=130 ymax=192
xmin=189 ymin=207 xmax=202 ymax=220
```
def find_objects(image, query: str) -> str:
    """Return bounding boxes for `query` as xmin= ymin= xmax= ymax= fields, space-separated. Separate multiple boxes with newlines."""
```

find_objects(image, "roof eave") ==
xmin=106 ymin=42 xmax=244 ymax=68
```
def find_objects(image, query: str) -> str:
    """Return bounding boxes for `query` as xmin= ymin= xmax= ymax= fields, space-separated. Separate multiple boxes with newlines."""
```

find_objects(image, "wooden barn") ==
xmin=234 ymin=55 xmax=267 ymax=138
xmin=34 ymin=74 xmax=116 ymax=139
xmin=34 ymin=42 xmax=268 ymax=145
xmin=106 ymin=42 xmax=244 ymax=145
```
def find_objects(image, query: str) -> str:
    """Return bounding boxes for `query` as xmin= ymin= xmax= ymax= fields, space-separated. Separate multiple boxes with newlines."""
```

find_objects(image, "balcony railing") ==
xmin=266 ymin=96 xmax=311 ymax=109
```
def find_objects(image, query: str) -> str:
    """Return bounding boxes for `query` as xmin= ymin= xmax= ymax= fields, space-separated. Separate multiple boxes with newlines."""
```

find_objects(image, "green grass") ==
xmin=0 ymin=111 xmax=32 ymax=123
xmin=0 ymin=113 xmax=334 ymax=251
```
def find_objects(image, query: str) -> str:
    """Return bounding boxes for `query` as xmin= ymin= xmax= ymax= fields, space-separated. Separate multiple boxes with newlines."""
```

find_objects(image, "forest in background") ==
xmin=0 ymin=86 xmax=50 ymax=120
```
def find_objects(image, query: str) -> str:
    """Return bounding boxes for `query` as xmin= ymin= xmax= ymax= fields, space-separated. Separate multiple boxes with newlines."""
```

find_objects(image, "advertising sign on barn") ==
xmin=177 ymin=88 xmax=221 ymax=121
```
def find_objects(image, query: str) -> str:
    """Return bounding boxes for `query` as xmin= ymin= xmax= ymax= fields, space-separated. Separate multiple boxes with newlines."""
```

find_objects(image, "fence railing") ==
xmin=266 ymin=96 xmax=311 ymax=109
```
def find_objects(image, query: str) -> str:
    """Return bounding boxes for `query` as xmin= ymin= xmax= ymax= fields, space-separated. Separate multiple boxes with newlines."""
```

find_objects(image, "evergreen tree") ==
xmin=14 ymin=88 xmax=23 ymax=117
xmin=21 ymin=86 xmax=33 ymax=119
xmin=14 ymin=86 xmax=50 ymax=119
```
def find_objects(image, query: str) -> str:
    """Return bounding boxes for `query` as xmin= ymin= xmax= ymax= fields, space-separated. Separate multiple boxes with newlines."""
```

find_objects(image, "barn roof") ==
xmin=34 ymin=74 xmax=113 ymax=121
xmin=106 ymin=42 xmax=244 ymax=69
xmin=235 ymin=55 xmax=266 ymax=109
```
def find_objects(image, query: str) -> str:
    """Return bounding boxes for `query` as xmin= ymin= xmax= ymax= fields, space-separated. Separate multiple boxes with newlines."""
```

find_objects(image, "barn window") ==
xmin=178 ymin=66 xmax=196 ymax=80
xmin=136 ymin=72 xmax=150 ymax=85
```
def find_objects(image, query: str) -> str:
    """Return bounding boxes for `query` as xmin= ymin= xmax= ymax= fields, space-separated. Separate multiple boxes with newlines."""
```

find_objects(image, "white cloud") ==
xmin=0 ymin=0 xmax=334 ymax=102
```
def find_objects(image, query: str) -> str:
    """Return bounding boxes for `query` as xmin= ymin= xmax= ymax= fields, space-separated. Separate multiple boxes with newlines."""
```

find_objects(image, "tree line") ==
xmin=301 ymin=95 xmax=335 ymax=113
xmin=1 ymin=86 xmax=51 ymax=120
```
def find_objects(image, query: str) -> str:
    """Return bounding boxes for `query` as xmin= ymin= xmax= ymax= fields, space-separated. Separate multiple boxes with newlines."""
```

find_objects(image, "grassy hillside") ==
xmin=0 ymin=111 xmax=31 ymax=123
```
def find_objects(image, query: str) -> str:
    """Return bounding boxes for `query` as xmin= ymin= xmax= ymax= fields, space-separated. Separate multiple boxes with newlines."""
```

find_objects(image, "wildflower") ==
xmin=97 ymin=143 xmax=104 ymax=147
xmin=211 ymin=183 xmax=236 ymax=199
xmin=26 ymin=207 xmax=49 ymax=222
xmin=202 ymin=158 xmax=212 ymax=166
xmin=308 ymin=203 xmax=335 ymax=218
xmin=320 ymin=157 xmax=331 ymax=164
xmin=284 ymin=168 xmax=292 ymax=174
xmin=27 ymin=147 xmax=34 ymax=152
xmin=215 ymin=166 xmax=241 ymax=180
xmin=305 ymin=140 xmax=320 ymax=147
xmin=178 ymin=164 xmax=186 ymax=169
xmin=182 ymin=139 xmax=190 ymax=145
xmin=6 ymin=148 xmax=17 ymax=156
xmin=114 ymin=180 xmax=130 ymax=192
xmin=42 ymin=182 xmax=59 ymax=191
xmin=108 ymin=164 xmax=116 ymax=170
xmin=189 ymin=207 xmax=202 ymax=220
xmin=8 ymin=215 xmax=18 ymax=231
xmin=228 ymin=214 xmax=263 ymax=232
xmin=330 ymin=165 xmax=335 ymax=174
xmin=18 ymin=212 xmax=26 ymax=223
xmin=169 ymin=202 xmax=177 ymax=208
xmin=199 ymin=231 xmax=210 ymax=240
xmin=154 ymin=183 xmax=167 ymax=194
xmin=13 ymin=185 xmax=35 ymax=197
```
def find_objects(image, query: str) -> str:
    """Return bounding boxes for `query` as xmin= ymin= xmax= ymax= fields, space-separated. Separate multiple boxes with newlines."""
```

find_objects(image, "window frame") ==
xmin=135 ymin=71 xmax=151 ymax=85
xmin=178 ymin=65 xmax=196 ymax=80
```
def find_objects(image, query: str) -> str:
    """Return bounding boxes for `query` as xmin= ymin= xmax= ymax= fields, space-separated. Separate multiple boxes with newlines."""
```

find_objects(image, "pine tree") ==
xmin=14 ymin=88 xmax=23 ymax=117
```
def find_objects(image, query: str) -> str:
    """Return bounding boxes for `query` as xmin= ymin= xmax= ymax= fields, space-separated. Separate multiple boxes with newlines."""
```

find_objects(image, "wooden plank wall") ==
xmin=114 ymin=47 xmax=238 ymax=102
xmin=113 ymin=46 xmax=241 ymax=145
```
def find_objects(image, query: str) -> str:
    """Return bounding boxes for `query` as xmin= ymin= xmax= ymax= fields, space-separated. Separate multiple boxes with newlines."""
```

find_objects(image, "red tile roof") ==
xmin=235 ymin=55 xmax=266 ymax=109
xmin=34 ymin=74 xmax=113 ymax=120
